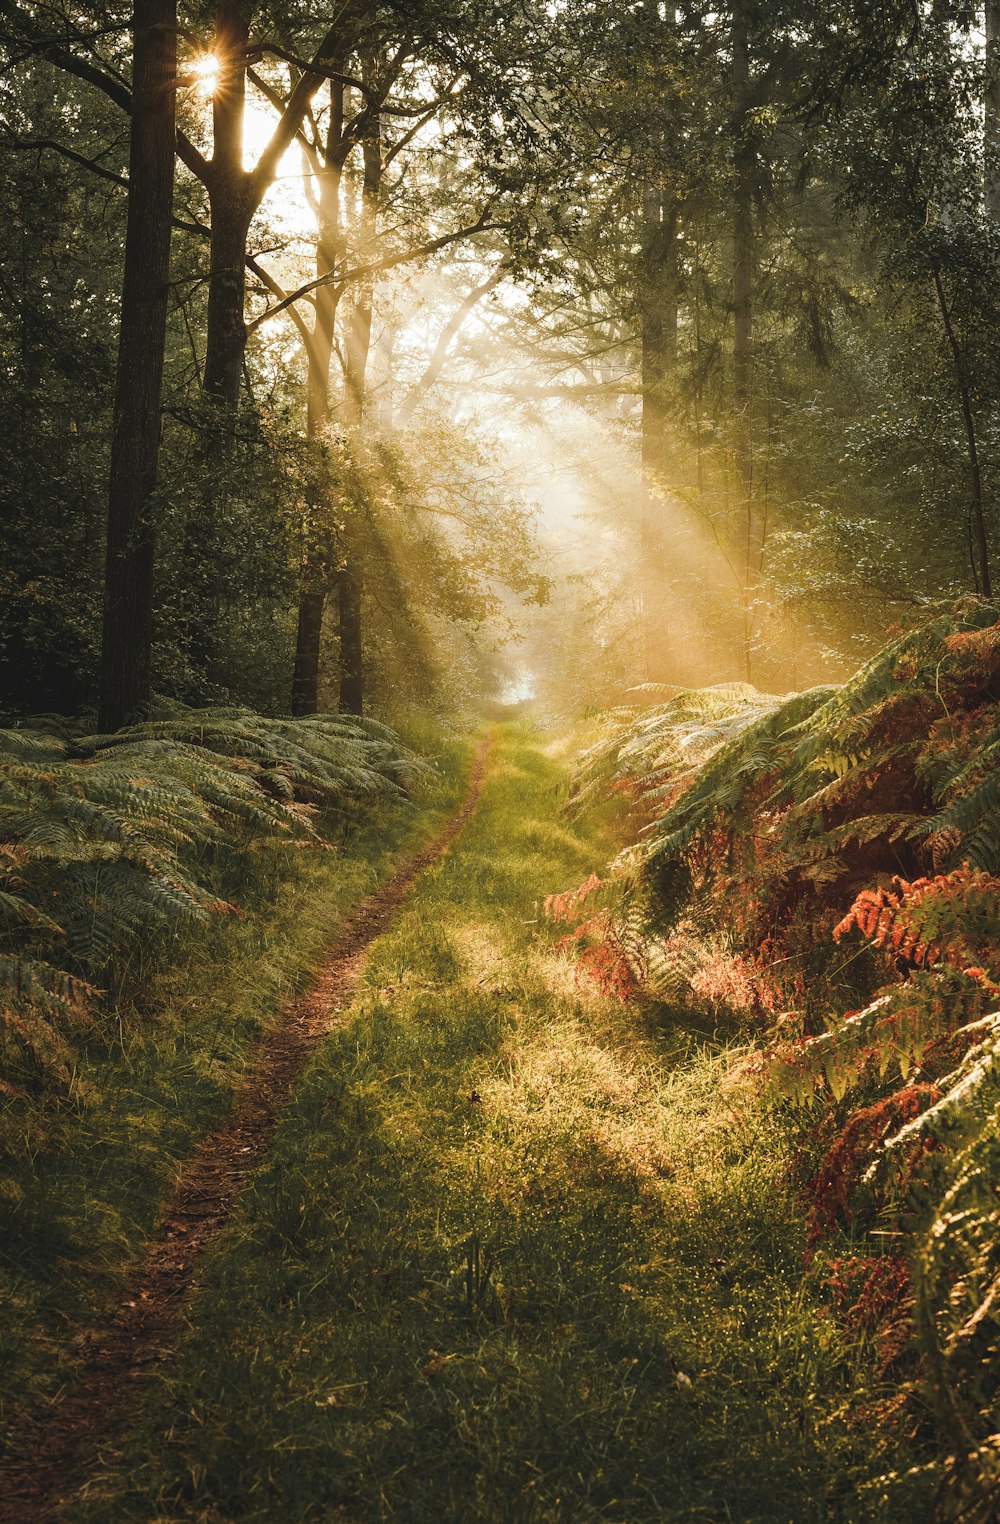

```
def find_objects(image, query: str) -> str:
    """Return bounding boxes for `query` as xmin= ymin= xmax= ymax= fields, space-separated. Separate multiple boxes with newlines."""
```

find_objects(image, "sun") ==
xmin=189 ymin=53 xmax=221 ymax=98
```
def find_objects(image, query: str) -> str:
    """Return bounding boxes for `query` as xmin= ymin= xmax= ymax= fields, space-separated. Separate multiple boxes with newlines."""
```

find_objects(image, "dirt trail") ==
xmin=0 ymin=739 xmax=491 ymax=1523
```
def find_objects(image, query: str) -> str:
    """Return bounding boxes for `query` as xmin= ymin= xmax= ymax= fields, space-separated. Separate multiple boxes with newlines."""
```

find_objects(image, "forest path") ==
xmin=39 ymin=724 xmax=883 ymax=1523
xmin=0 ymin=739 xmax=492 ymax=1524
xmin=5 ymin=725 xmax=884 ymax=1524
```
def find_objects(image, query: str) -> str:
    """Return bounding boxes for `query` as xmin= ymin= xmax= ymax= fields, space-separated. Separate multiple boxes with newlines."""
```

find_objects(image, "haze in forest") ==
xmin=6 ymin=1 xmax=1000 ymax=729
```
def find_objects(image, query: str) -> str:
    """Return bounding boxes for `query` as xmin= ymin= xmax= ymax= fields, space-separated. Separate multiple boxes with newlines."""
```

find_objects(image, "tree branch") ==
xmin=21 ymin=36 xmax=213 ymax=182
xmin=245 ymin=253 xmax=321 ymax=372
xmin=248 ymin=24 xmax=344 ymax=206
xmin=245 ymin=213 xmax=498 ymax=333
xmin=397 ymin=263 xmax=508 ymax=421
xmin=3 ymin=133 xmax=128 ymax=188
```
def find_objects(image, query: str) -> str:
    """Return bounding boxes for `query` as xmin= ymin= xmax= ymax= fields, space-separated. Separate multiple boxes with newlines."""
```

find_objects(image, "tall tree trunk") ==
xmin=987 ymin=2 xmax=1000 ymax=218
xmin=98 ymin=0 xmax=176 ymax=730
xmin=203 ymin=2 xmax=251 ymax=409
xmin=640 ymin=188 xmax=678 ymax=482
xmin=338 ymin=87 xmax=381 ymax=716
xmin=179 ymin=2 xmax=250 ymax=685
xmin=732 ymin=0 xmax=757 ymax=681
xmin=291 ymin=589 xmax=325 ymax=714
xmin=337 ymin=562 xmax=364 ymax=715
xmin=933 ymin=265 xmax=992 ymax=596
xmin=635 ymin=0 xmax=680 ymax=684
xmin=342 ymin=122 xmax=381 ymax=426
xmin=638 ymin=183 xmax=679 ymax=682
xmin=184 ymin=4 xmax=342 ymax=691
xmin=292 ymin=78 xmax=347 ymax=716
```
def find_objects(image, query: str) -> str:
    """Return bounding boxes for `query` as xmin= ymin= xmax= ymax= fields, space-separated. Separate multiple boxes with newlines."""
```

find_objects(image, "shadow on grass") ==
xmin=73 ymin=726 xmax=924 ymax=1523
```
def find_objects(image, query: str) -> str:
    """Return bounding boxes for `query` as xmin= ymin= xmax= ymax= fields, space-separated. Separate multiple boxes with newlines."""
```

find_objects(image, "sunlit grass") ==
xmin=0 ymin=731 xmax=472 ymax=1447
xmin=69 ymin=724 xmax=924 ymax=1522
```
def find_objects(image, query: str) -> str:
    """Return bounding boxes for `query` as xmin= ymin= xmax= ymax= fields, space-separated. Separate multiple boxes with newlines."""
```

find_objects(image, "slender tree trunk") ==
xmin=933 ymin=265 xmax=992 ymax=596
xmin=732 ymin=0 xmax=757 ymax=681
xmin=732 ymin=8 xmax=752 ymax=481
xmin=337 ymin=562 xmax=364 ymax=714
xmin=185 ymin=3 xmax=343 ymax=692
xmin=203 ymin=2 xmax=251 ymax=409
xmin=986 ymin=2 xmax=1000 ymax=218
xmin=640 ymin=192 xmax=678 ymax=481
xmin=638 ymin=185 xmax=679 ymax=681
xmin=98 ymin=0 xmax=176 ymax=730
xmin=292 ymin=79 xmax=347 ymax=716
xmin=343 ymin=84 xmax=382 ymax=421
xmin=179 ymin=2 xmax=250 ymax=684
xmin=338 ymin=87 xmax=381 ymax=716
xmin=636 ymin=0 xmax=679 ymax=682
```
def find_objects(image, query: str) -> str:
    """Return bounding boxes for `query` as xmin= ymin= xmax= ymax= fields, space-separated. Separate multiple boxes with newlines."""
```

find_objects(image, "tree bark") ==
xmin=182 ymin=5 xmax=344 ymax=689
xmin=98 ymin=0 xmax=176 ymax=731
xmin=986 ymin=2 xmax=1000 ymax=218
xmin=732 ymin=2 xmax=753 ymax=492
xmin=933 ymin=264 xmax=992 ymax=597
xmin=292 ymin=77 xmax=348 ymax=715
xmin=638 ymin=182 xmax=679 ymax=682
xmin=291 ymin=590 xmax=326 ymax=714
xmin=343 ymin=108 xmax=381 ymax=426
xmin=338 ymin=81 xmax=382 ymax=716
xmin=640 ymin=188 xmax=678 ymax=482
xmin=337 ymin=562 xmax=364 ymax=714
xmin=203 ymin=2 xmax=252 ymax=408
xmin=732 ymin=0 xmax=758 ymax=681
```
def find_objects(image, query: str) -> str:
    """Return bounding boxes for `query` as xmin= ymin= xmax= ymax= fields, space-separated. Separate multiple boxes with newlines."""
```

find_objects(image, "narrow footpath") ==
xmin=4 ymin=728 xmax=908 ymax=1522
xmin=0 ymin=741 xmax=491 ymax=1523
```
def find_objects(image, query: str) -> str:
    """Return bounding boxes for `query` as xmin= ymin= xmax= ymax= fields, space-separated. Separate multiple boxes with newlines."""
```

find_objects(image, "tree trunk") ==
xmin=178 ymin=2 xmax=250 ymax=685
xmin=203 ymin=2 xmax=251 ymax=409
xmin=338 ymin=83 xmax=382 ymax=715
xmin=932 ymin=264 xmax=992 ymax=596
xmin=732 ymin=3 xmax=753 ymax=489
xmin=337 ymin=562 xmax=364 ymax=715
xmin=291 ymin=78 xmax=347 ymax=716
xmin=291 ymin=590 xmax=326 ymax=714
xmin=640 ymin=188 xmax=677 ymax=481
xmin=98 ymin=0 xmax=176 ymax=731
xmin=203 ymin=185 xmax=252 ymax=408
xmin=732 ymin=0 xmax=757 ymax=681
xmin=343 ymin=88 xmax=381 ymax=423
xmin=987 ymin=2 xmax=1000 ymax=218
xmin=638 ymin=183 xmax=678 ymax=681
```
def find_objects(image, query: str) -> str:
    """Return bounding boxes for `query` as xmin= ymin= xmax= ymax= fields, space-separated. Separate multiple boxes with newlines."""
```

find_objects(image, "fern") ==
xmin=565 ymin=600 xmax=1000 ymax=1498
xmin=0 ymin=705 xmax=431 ymax=1091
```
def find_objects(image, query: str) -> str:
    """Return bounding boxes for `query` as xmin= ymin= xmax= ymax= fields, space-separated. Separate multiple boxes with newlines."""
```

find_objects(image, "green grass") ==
xmin=0 ymin=725 xmax=472 ymax=1446
xmin=67 ymin=724 xmax=925 ymax=1522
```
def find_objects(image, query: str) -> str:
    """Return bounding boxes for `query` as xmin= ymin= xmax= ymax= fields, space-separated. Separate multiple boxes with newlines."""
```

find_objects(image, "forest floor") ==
xmin=1 ymin=724 xmax=920 ymax=1521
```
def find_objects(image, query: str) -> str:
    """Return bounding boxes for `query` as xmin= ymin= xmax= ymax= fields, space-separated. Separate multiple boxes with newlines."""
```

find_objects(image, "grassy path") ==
xmin=19 ymin=726 xmax=909 ymax=1521
xmin=0 ymin=739 xmax=491 ymax=1522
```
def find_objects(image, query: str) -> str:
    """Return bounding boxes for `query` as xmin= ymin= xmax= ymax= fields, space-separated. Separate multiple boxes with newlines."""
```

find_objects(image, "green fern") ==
xmin=0 ymin=706 xmax=431 ymax=1090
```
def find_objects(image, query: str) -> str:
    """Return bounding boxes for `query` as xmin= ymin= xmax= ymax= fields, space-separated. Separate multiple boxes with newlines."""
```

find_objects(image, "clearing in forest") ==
xmin=6 ymin=728 xmax=912 ymax=1521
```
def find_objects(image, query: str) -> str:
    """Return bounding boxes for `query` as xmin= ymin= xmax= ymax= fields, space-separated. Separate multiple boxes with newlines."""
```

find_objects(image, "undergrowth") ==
xmin=73 ymin=726 xmax=919 ymax=1522
xmin=561 ymin=601 xmax=1000 ymax=1519
xmin=0 ymin=719 xmax=468 ymax=1449
xmin=0 ymin=702 xmax=429 ymax=1091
